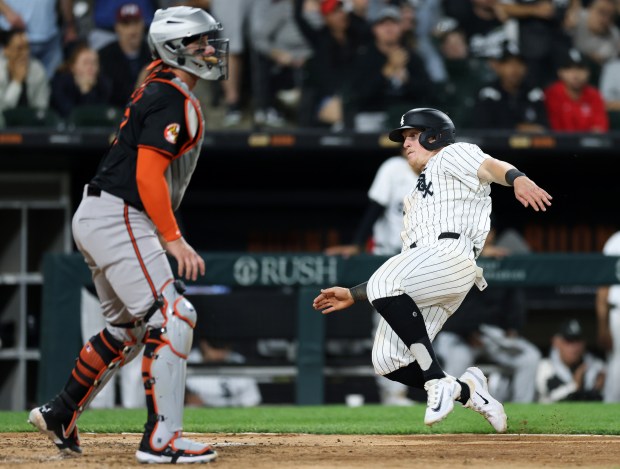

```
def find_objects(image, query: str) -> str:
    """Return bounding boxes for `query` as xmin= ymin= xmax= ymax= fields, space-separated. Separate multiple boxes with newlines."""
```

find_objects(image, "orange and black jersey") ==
xmin=90 ymin=65 xmax=204 ymax=212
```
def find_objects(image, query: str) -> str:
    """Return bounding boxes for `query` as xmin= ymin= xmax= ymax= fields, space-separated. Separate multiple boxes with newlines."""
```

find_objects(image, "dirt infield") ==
xmin=1 ymin=433 xmax=619 ymax=468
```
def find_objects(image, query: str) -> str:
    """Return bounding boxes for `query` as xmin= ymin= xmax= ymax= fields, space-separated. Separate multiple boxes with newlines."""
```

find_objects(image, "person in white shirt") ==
xmin=536 ymin=319 xmax=606 ymax=403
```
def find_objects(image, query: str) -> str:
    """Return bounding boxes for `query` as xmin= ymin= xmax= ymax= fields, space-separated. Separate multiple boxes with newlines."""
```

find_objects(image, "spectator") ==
xmin=0 ymin=0 xmax=77 ymax=79
xmin=344 ymin=6 xmax=434 ymax=132
xmin=414 ymin=0 xmax=448 ymax=83
xmin=434 ymin=223 xmax=541 ymax=403
xmin=89 ymin=0 xmax=156 ymax=51
xmin=536 ymin=319 xmax=606 ymax=403
xmin=50 ymin=41 xmax=112 ymax=119
xmin=569 ymin=0 xmax=620 ymax=75
xmin=248 ymin=0 xmax=312 ymax=128
xmin=434 ymin=25 xmax=491 ymax=129
xmin=348 ymin=0 xmax=373 ymax=46
xmin=324 ymin=147 xmax=418 ymax=405
xmin=0 ymin=28 xmax=49 ymax=126
xmin=595 ymin=229 xmax=620 ymax=402
xmin=472 ymin=43 xmax=548 ymax=132
xmin=495 ymin=0 xmax=575 ymax=88
xmin=293 ymin=0 xmax=363 ymax=129
xmin=599 ymin=55 xmax=620 ymax=111
xmin=185 ymin=339 xmax=262 ymax=407
xmin=210 ymin=0 xmax=253 ymax=127
xmin=442 ymin=0 xmax=509 ymax=59
xmin=544 ymin=48 xmax=609 ymax=132
xmin=98 ymin=3 xmax=152 ymax=109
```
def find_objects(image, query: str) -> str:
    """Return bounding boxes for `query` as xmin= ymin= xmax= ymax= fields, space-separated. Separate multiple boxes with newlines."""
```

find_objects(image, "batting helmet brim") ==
xmin=388 ymin=125 xmax=419 ymax=143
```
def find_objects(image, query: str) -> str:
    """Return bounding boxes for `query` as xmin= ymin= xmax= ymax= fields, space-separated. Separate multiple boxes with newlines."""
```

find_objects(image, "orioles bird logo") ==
xmin=164 ymin=123 xmax=180 ymax=144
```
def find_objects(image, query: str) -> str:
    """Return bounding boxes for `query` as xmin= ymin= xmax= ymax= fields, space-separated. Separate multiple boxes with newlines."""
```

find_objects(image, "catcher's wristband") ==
xmin=505 ymin=168 xmax=526 ymax=186
xmin=350 ymin=282 xmax=368 ymax=302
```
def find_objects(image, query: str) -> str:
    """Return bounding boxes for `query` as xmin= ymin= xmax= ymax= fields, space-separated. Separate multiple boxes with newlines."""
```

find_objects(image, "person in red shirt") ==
xmin=544 ymin=48 xmax=609 ymax=132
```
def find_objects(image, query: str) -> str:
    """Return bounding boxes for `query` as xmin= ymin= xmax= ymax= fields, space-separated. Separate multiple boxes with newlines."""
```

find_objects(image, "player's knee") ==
xmin=147 ymin=280 xmax=197 ymax=357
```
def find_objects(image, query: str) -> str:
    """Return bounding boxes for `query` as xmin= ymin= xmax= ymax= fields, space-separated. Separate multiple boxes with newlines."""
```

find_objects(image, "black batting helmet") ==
xmin=388 ymin=108 xmax=456 ymax=150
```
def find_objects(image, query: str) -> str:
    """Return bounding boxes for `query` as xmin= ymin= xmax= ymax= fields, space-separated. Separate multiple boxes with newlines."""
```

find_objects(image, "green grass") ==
xmin=3 ymin=403 xmax=619 ymax=435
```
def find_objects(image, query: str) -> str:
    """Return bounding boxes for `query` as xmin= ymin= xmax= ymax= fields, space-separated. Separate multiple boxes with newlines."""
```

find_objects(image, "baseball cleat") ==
xmin=28 ymin=404 xmax=82 ymax=455
xmin=459 ymin=366 xmax=508 ymax=433
xmin=423 ymin=375 xmax=461 ymax=426
xmin=136 ymin=436 xmax=217 ymax=464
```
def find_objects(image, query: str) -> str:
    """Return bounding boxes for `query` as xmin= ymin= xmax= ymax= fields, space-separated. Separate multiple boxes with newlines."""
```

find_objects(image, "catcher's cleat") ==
xmin=459 ymin=366 xmax=508 ymax=433
xmin=423 ymin=375 xmax=461 ymax=426
xmin=28 ymin=404 xmax=82 ymax=455
xmin=136 ymin=435 xmax=217 ymax=464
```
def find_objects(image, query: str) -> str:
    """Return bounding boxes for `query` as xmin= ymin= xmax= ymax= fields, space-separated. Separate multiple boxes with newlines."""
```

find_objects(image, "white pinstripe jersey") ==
xmin=400 ymin=142 xmax=493 ymax=255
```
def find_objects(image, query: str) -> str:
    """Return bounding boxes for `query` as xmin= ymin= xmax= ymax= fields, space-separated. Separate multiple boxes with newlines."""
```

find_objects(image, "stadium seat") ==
xmin=67 ymin=104 xmax=123 ymax=128
xmin=2 ymin=107 xmax=61 ymax=128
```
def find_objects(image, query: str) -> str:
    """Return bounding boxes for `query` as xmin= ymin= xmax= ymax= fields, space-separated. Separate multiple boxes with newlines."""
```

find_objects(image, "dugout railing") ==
xmin=36 ymin=252 xmax=620 ymax=408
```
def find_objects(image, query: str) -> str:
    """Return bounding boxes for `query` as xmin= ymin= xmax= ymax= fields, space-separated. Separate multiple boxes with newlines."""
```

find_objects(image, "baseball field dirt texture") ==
xmin=2 ymin=432 xmax=620 ymax=468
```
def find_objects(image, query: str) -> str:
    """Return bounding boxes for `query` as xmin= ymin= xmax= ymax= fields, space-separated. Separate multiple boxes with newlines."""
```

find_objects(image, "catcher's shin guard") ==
xmin=137 ymin=280 xmax=217 ymax=463
xmin=56 ymin=325 xmax=146 ymax=435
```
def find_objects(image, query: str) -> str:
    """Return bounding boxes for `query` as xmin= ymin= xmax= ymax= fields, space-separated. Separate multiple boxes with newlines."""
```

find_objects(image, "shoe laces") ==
xmin=425 ymin=380 xmax=442 ymax=408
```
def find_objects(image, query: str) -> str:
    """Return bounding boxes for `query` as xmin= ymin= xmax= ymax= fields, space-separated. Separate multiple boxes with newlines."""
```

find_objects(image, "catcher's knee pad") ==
xmin=142 ymin=280 xmax=197 ymax=450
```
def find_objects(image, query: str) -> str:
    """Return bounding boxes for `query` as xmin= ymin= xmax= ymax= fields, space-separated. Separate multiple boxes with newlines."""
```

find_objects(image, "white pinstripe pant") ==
xmin=367 ymin=237 xmax=478 ymax=376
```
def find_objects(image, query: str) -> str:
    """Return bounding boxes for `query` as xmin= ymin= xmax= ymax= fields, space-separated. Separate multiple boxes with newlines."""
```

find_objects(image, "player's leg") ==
xmin=28 ymin=195 xmax=146 ymax=454
xmin=135 ymin=279 xmax=217 ymax=464
xmin=371 ymin=307 xmax=466 ymax=425
xmin=368 ymin=245 xmax=476 ymax=425
xmin=85 ymin=203 xmax=216 ymax=462
xmin=371 ymin=310 xmax=413 ymax=405
xmin=28 ymin=260 xmax=148 ymax=455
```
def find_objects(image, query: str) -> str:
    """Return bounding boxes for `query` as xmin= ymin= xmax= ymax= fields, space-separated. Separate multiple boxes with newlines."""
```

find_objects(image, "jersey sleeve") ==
xmin=138 ymin=87 xmax=193 ymax=159
xmin=440 ymin=143 xmax=490 ymax=190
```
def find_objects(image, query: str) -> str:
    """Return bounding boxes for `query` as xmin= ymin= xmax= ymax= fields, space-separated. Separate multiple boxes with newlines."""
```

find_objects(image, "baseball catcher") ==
xmin=28 ymin=6 xmax=228 ymax=464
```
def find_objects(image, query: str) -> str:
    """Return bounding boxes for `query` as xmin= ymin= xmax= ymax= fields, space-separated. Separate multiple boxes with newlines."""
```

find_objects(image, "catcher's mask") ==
xmin=148 ymin=6 xmax=229 ymax=81
xmin=388 ymin=108 xmax=456 ymax=150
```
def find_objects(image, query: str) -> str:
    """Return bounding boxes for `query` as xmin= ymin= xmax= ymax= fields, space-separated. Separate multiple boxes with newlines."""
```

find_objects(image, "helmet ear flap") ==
xmin=419 ymin=129 xmax=442 ymax=150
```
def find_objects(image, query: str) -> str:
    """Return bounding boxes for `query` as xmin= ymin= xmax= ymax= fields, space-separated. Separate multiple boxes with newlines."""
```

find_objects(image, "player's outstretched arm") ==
xmin=313 ymin=287 xmax=355 ymax=314
xmin=478 ymin=157 xmax=552 ymax=212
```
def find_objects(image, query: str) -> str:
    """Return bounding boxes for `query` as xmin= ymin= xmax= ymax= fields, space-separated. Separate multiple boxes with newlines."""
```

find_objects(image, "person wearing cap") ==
xmin=313 ymin=107 xmax=552 ymax=432
xmin=544 ymin=48 xmax=609 ymax=132
xmin=98 ymin=3 xmax=152 ymax=109
xmin=536 ymin=319 xmax=606 ymax=403
xmin=344 ymin=5 xmax=434 ymax=131
xmin=89 ymin=0 xmax=155 ymax=51
xmin=471 ymin=42 xmax=548 ymax=131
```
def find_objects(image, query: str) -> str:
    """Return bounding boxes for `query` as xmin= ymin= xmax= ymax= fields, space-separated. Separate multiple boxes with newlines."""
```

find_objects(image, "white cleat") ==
xmin=459 ymin=366 xmax=508 ymax=433
xmin=423 ymin=376 xmax=461 ymax=426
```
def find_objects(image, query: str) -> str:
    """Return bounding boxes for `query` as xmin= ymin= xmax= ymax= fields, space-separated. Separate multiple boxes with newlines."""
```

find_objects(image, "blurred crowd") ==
xmin=2 ymin=0 xmax=620 ymax=131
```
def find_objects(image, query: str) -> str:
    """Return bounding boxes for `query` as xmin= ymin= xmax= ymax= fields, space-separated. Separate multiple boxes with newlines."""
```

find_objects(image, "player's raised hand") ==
xmin=165 ymin=237 xmax=206 ymax=281
xmin=313 ymin=287 xmax=355 ymax=314
xmin=513 ymin=177 xmax=552 ymax=212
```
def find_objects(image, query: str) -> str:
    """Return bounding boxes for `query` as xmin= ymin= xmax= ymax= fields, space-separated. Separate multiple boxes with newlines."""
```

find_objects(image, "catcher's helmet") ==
xmin=148 ymin=6 xmax=229 ymax=81
xmin=388 ymin=108 xmax=456 ymax=150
